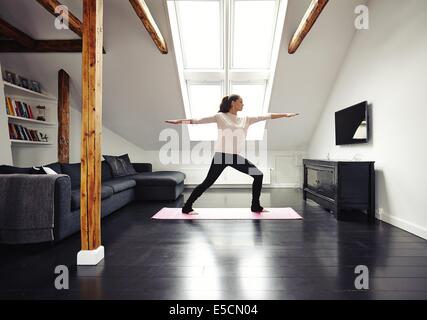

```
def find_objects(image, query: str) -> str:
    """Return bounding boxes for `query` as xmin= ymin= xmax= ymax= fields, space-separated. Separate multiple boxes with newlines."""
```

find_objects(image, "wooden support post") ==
xmin=58 ymin=69 xmax=70 ymax=164
xmin=288 ymin=0 xmax=329 ymax=54
xmin=79 ymin=0 xmax=103 ymax=264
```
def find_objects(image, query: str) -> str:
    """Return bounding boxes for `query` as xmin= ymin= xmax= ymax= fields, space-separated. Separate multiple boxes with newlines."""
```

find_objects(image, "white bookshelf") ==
xmin=11 ymin=139 xmax=53 ymax=146
xmin=7 ymin=115 xmax=56 ymax=126
xmin=3 ymin=81 xmax=56 ymax=101
xmin=1 ymin=63 xmax=58 ymax=166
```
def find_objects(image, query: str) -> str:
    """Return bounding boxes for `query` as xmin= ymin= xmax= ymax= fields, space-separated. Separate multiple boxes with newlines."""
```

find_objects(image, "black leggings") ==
xmin=183 ymin=152 xmax=264 ymax=209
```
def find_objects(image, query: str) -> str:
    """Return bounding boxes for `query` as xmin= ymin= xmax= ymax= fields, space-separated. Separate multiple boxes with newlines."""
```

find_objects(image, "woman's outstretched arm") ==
xmin=165 ymin=115 xmax=217 ymax=125
xmin=247 ymin=113 xmax=299 ymax=125
xmin=270 ymin=113 xmax=299 ymax=119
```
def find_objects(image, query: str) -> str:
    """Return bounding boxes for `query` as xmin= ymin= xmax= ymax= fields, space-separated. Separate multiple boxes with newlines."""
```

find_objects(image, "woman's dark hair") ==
xmin=218 ymin=94 xmax=240 ymax=113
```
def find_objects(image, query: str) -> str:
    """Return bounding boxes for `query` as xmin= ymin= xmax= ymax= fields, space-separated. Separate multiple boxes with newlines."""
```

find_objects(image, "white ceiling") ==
xmin=0 ymin=0 xmax=366 ymax=151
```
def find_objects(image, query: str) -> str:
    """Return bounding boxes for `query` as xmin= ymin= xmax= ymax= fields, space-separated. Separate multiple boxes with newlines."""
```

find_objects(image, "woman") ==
xmin=166 ymin=94 xmax=299 ymax=214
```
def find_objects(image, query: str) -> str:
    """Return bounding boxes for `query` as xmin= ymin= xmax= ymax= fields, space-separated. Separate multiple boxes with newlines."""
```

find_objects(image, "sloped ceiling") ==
xmin=0 ymin=0 xmax=366 ymax=151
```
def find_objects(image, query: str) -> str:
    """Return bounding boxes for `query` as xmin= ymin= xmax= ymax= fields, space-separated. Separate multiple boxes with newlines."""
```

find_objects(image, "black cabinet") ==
xmin=303 ymin=159 xmax=375 ymax=222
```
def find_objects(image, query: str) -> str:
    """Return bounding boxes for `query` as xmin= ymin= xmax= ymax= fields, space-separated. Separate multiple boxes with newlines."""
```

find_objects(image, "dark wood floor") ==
xmin=1 ymin=188 xmax=427 ymax=300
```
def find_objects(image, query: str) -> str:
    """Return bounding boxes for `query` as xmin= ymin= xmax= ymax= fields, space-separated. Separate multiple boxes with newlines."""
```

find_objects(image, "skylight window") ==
xmin=231 ymin=0 xmax=277 ymax=69
xmin=167 ymin=0 xmax=288 ymax=141
xmin=176 ymin=1 xmax=223 ymax=69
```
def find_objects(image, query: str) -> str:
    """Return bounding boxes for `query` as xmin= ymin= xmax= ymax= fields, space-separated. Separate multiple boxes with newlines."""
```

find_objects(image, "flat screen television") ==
xmin=335 ymin=101 xmax=368 ymax=145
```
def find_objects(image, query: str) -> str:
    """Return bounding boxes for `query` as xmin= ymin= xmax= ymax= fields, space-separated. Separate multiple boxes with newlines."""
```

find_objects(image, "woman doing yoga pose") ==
xmin=166 ymin=94 xmax=299 ymax=214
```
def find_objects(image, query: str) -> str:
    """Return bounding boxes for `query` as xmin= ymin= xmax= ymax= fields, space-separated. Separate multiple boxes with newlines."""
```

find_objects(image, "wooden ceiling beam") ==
xmin=0 ymin=17 xmax=36 ymax=48
xmin=0 ymin=39 xmax=108 ymax=54
xmin=35 ymin=0 xmax=83 ymax=37
xmin=288 ymin=0 xmax=329 ymax=54
xmin=35 ymin=0 xmax=106 ymax=53
xmin=0 ymin=39 xmax=83 ymax=52
xmin=129 ymin=0 xmax=168 ymax=54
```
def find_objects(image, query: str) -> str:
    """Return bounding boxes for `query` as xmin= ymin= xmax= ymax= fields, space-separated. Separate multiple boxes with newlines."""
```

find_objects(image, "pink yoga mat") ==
xmin=152 ymin=207 xmax=302 ymax=220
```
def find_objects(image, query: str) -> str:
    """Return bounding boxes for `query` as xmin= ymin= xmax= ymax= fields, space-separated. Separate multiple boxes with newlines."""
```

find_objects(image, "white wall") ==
xmin=0 ymin=65 xmax=13 ymax=165
xmin=69 ymin=107 xmax=147 ymax=163
xmin=308 ymin=0 xmax=427 ymax=239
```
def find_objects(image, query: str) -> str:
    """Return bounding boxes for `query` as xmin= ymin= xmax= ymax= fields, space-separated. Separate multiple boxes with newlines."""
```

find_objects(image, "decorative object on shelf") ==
xmin=40 ymin=133 xmax=48 ymax=142
xmin=36 ymin=105 xmax=46 ymax=121
xmin=4 ymin=70 xmax=18 ymax=85
xmin=30 ymin=80 xmax=42 ymax=93
xmin=18 ymin=76 xmax=29 ymax=89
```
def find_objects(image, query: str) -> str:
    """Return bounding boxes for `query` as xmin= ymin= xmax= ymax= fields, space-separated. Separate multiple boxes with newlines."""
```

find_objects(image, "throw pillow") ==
xmin=119 ymin=154 xmax=137 ymax=175
xmin=29 ymin=166 xmax=44 ymax=174
xmin=29 ymin=166 xmax=58 ymax=175
xmin=103 ymin=154 xmax=137 ymax=177
xmin=42 ymin=166 xmax=58 ymax=175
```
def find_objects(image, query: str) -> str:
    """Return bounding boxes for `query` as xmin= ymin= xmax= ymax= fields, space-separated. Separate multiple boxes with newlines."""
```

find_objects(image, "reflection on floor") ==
xmin=1 ymin=188 xmax=427 ymax=300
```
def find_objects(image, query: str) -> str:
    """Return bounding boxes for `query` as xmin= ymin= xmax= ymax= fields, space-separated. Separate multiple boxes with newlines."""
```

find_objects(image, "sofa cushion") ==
xmin=133 ymin=171 xmax=185 ymax=186
xmin=61 ymin=163 xmax=81 ymax=188
xmin=70 ymin=186 xmax=114 ymax=210
xmin=70 ymin=190 xmax=80 ymax=211
xmin=103 ymin=154 xmax=137 ymax=177
xmin=101 ymin=161 xmax=113 ymax=182
xmin=0 ymin=165 xmax=31 ymax=174
xmin=103 ymin=177 xmax=136 ymax=193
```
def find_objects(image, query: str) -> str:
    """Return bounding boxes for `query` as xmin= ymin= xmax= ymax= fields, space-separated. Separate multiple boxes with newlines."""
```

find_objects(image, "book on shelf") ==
xmin=27 ymin=103 xmax=34 ymax=118
xmin=4 ymin=96 xmax=36 ymax=120
xmin=5 ymin=97 xmax=14 ymax=116
xmin=18 ymin=101 xmax=27 ymax=118
xmin=8 ymin=123 xmax=16 ymax=140
xmin=29 ymin=129 xmax=40 ymax=141
xmin=24 ymin=127 xmax=33 ymax=141
xmin=8 ymin=123 xmax=45 ymax=142
xmin=15 ymin=124 xmax=24 ymax=140
xmin=21 ymin=126 xmax=30 ymax=140
xmin=19 ymin=126 xmax=25 ymax=140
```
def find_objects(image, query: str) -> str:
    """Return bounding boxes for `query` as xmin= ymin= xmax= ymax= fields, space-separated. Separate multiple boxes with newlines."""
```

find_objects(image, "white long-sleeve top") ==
xmin=188 ymin=112 xmax=272 ymax=155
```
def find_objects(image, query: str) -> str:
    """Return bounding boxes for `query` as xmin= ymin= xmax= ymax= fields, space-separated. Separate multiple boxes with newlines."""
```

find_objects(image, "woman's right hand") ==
xmin=165 ymin=119 xmax=181 ymax=124
xmin=286 ymin=113 xmax=299 ymax=117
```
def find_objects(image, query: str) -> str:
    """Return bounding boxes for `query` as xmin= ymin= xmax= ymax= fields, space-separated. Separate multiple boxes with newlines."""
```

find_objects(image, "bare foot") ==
xmin=253 ymin=208 xmax=269 ymax=213
xmin=183 ymin=210 xmax=199 ymax=215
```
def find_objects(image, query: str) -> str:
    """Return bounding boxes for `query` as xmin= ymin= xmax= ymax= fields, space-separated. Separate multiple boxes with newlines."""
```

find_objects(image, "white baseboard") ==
xmin=184 ymin=184 xmax=301 ymax=189
xmin=379 ymin=213 xmax=427 ymax=240
xmin=77 ymin=246 xmax=105 ymax=266
xmin=267 ymin=183 xmax=302 ymax=189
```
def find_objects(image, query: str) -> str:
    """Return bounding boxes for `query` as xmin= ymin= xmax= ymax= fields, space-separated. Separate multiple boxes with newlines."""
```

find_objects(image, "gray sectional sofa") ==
xmin=0 ymin=161 xmax=185 ymax=244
